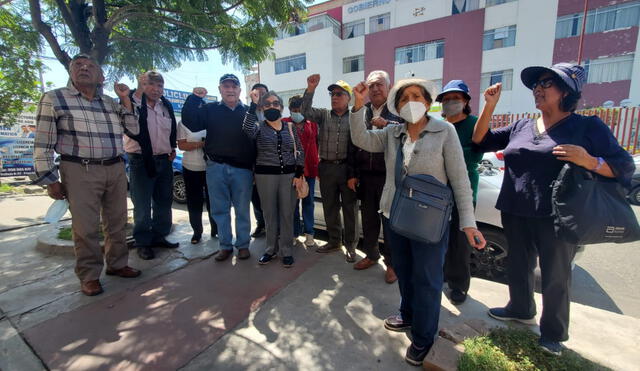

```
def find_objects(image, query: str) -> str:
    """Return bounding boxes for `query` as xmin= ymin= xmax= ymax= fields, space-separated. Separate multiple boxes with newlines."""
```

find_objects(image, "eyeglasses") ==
xmin=262 ymin=101 xmax=281 ymax=108
xmin=531 ymin=78 xmax=555 ymax=90
xmin=329 ymin=91 xmax=347 ymax=97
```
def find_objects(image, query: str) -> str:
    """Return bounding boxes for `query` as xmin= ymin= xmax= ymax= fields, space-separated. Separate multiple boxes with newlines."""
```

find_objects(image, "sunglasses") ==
xmin=262 ymin=101 xmax=282 ymax=108
xmin=329 ymin=91 xmax=347 ymax=97
xmin=530 ymin=78 xmax=555 ymax=90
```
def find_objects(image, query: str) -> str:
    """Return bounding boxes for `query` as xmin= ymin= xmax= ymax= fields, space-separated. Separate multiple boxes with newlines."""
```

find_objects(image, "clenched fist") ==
xmin=192 ymin=87 xmax=208 ymax=98
xmin=307 ymin=74 xmax=320 ymax=92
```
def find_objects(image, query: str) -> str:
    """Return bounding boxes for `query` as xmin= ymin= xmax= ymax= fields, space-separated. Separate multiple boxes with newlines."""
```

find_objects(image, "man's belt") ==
xmin=60 ymin=155 xmax=123 ymax=166
xmin=320 ymin=159 xmax=346 ymax=165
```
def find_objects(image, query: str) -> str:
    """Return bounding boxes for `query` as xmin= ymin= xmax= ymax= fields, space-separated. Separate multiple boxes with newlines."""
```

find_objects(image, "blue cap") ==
xmin=521 ymin=63 xmax=586 ymax=93
xmin=219 ymin=73 xmax=240 ymax=86
xmin=436 ymin=80 xmax=470 ymax=102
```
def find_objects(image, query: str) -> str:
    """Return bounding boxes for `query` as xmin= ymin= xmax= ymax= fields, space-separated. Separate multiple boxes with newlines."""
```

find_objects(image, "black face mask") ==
xmin=264 ymin=108 xmax=281 ymax=122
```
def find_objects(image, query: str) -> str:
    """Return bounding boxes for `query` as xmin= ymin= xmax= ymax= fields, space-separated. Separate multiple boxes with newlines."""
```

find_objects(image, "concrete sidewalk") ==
xmin=1 ymin=218 xmax=639 ymax=370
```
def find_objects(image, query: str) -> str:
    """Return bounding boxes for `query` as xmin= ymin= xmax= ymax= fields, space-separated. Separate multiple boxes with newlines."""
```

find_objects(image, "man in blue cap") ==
xmin=436 ymin=79 xmax=483 ymax=304
xmin=182 ymin=74 xmax=256 ymax=262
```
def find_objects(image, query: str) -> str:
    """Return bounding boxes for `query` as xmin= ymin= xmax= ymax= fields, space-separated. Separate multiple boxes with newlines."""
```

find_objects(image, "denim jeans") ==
xmin=206 ymin=161 xmax=253 ymax=251
xmin=293 ymin=176 xmax=316 ymax=236
xmin=383 ymin=216 xmax=449 ymax=348
xmin=128 ymin=154 xmax=174 ymax=246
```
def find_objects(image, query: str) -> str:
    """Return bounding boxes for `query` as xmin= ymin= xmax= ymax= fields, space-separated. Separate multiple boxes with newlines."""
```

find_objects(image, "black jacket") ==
xmin=354 ymin=102 xmax=403 ymax=176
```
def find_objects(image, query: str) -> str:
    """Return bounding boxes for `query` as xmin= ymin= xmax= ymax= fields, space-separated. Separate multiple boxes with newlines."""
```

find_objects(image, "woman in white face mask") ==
xmin=349 ymin=78 xmax=486 ymax=366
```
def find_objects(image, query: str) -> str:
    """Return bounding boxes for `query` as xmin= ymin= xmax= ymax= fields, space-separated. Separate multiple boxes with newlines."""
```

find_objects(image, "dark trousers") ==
xmin=444 ymin=203 xmax=472 ymax=292
xmin=501 ymin=212 xmax=576 ymax=342
xmin=359 ymin=172 xmax=390 ymax=264
xmin=384 ymin=216 xmax=449 ymax=348
xmin=252 ymin=184 xmax=265 ymax=227
xmin=129 ymin=154 xmax=173 ymax=246
xmin=183 ymin=167 xmax=217 ymax=236
xmin=318 ymin=162 xmax=358 ymax=247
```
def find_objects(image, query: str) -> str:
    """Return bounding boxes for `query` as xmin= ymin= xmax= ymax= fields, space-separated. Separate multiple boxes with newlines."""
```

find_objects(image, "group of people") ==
xmin=33 ymin=53 xmax=634 ymax=366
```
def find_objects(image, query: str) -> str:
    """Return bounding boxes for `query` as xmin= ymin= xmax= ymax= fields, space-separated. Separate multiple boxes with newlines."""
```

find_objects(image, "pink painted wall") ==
xmin=557 ymin=0 xmax=636 ymax=16
xmin=326 ymin=7 xmax=343 ymax=23
xmin=364 ymin=9 xmax=485 ymax=111
xmin=553 ymin=27 xmax=638 ymax=63
xmin=579 ymin=80 xmax=631 ymax=108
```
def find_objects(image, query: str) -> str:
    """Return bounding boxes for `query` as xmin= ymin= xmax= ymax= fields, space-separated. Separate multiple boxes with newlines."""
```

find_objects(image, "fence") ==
xmin=490 ymin=107 xmax=640 ymax=155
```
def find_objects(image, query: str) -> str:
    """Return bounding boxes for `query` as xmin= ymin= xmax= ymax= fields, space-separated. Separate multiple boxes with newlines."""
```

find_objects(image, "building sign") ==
xmin=0 ymin=112 xmax=36 ymax=177
xmin=347 ymin=0 xmax=391 ymax=14
xmin=163 ymin=88 xmax=217 ymax=113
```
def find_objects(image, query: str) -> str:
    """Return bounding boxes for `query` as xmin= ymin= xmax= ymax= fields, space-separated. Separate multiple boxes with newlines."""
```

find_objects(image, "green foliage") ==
xmin=0 ymin=7 xmax=42 ymax=125
xmin=459 ymin=327 xmax=609 ymax=371
xmin=0 ymin=183 xmax=16 ymax=193
xmin=24 ymin=0 xmax=310 ymax=80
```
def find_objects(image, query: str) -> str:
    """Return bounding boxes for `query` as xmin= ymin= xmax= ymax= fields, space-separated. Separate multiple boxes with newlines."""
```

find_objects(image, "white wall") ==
xmin=629 ymin=36 xmax=640 ymax=106
xmin=394 ymin=0 xmax=451 ymax=28
xmin=394 ymin=59 xmax=444 ymax=81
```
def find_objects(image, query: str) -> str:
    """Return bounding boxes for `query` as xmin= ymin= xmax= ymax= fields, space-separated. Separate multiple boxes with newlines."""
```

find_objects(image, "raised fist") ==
xmin=114 ymin=82 xmax=131 ymax=99
xmin=192 ymin=87 xmax=208 ymax=98
xmin=307 ymin=74 xmax=320 ymax=91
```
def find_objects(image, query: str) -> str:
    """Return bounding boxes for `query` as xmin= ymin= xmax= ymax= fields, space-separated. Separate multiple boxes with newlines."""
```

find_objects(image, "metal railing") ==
xmin=490 ymin=107 xmax=640 ymax=154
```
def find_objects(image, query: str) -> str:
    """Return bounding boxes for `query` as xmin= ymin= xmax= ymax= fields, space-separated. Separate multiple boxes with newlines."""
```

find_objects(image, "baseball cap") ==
xmin=327 ymin=80 xmax=353 ymax=96
xmin=219 ymin=73 xmax=240 ymax=86
xmin=436 ymin=80 xmax=471 ymax=102
xmin=521 ymin=63 xmax=586 ymax=93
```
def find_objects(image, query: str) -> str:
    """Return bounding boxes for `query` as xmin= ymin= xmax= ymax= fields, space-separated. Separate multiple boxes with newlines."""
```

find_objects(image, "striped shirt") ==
xmin=33 ymin=83 xmax=139 ymax=185
xmin=242 ymin=105 xmax=304 ymax=176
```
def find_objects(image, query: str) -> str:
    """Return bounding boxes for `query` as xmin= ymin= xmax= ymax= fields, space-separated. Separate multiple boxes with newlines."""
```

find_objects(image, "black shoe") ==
xmin=405 ymin=343 xmax=431 ymax=366
xmin=154 ymin=238 xmax=179 ymax=249
xmin=538 ymin=338 xmax=563 ymax=356
xmin=251 ymin=225 xmax=266 ymax=238
xmin=258 ymin=253 xmax=275 ymax=265
xmin=137 ymin=246 xmax=155 ymax=260
xmin=210 ymin=228 xmax=218 ymax=238
xmin=449 ymin=289 xmax=467 ymax=305
xmin=488 ymin=307 xmax=536 ymax=325
xmin=191 ymin=234 xmax=202 ymax=244
xmin=282 ymin=256 xmax=294 ymax=268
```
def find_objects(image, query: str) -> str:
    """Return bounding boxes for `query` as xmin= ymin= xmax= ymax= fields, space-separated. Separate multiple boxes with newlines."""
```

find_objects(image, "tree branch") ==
xmin=103 ymin=4 xmax=138 ymax=31
xmin=111 ymin=35 xmax=221 ymax=50
xmin=118 ymin=12 xmax=222 ymax=36
xmin=28 ymin=0 xmax=71 ymax=69
xmin=0 ymin=0 xmax=15 ymax=7
xmin=91 ymin=0 xmax=109 ymax=63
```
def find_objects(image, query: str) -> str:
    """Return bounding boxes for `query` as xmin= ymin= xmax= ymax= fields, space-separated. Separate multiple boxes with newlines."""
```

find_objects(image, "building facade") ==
xmin=252 ymin=0 xmax=640 ymax=114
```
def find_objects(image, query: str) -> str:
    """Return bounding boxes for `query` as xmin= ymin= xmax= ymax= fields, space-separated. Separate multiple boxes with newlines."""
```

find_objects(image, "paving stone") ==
xmin=464 ymin=318 xmax=492 ymax=336
xmin=438 ymin=323 xmax=480 ymax=344
xmin=423 ymin=336 xmax=464 ymax=371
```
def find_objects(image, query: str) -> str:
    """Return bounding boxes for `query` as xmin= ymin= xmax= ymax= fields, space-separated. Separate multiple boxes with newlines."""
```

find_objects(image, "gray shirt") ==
xmin=349 ymin=107 xmax=477 ymax=229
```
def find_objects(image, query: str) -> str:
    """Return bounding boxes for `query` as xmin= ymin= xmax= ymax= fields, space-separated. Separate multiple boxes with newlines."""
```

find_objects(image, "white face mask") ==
xmin=442 ymin=100 xmax=465 ymax=117
xmin=399 ymin=101 xmax=427 ymax=124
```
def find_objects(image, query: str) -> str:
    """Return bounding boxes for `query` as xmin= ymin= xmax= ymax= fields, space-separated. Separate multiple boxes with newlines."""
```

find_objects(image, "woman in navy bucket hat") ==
xmin=472 ymin=63 xmax=634 ymax=355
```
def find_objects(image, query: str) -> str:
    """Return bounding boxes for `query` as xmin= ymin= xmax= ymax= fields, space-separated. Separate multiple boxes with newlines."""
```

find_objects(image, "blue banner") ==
xmin=163 ymin=88 xmax=217 ymax=113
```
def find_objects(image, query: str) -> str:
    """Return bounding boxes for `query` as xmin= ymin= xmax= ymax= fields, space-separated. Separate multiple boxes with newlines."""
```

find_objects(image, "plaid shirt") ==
xmin=33 ymin=82 xmax=139 ymax=185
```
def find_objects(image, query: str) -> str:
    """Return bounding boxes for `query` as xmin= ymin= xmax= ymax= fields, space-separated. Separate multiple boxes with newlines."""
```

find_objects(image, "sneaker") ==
xmin=405 ymin=343 xmax=431 ymax=366
xmin=258 ymin=253 xmax=275 ymax=265
xmin=539 ymin=338 xmax=563 ymax=356
xmin=488 ymin=307 xmax=536 ymax=325
xmin=449 ymin=289 xmax=467 ymax=305
xmin=345 ymin=248 xmax=357 ymax=263
xmin=251 ymin=225 xmax=266 ymax=238
xmin=304 ymin=233 xmax=315 ymax=247
xmin=282 ymin=256 xmax=294 ymax=268
xmin=384 ymin=314 xmax=411 ymax=332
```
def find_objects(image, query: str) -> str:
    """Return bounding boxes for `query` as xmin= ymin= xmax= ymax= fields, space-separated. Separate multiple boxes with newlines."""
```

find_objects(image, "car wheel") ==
xmin=629 ymin=187 xmax=640 ymax=205
xmin=173 ymin=174 xmax=187 ymax=204
xmin=470 ymin=226 xmax=509 ymax=282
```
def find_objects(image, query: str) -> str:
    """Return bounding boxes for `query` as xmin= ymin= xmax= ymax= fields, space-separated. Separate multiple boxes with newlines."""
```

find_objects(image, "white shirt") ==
xmin=124 ymin=95 xmax=173 ymax=155
xmin=371 ymin=104 xmax=384 ymax=119
xmin=177 ymin=122 xmax=206 ymax=171
xmin=402 ymin=137 xmax=416 ymax=168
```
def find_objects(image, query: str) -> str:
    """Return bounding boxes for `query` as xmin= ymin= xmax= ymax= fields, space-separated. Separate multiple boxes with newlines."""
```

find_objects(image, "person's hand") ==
xmin=136 ymin=73 xmax=147 ymax=91
xmin=292 ymin=176 xmax=303 ymax=188
xmin=192 ymin=87 xmax=208 ymax=98
xmin=169 ymin=150 xmax=176 ymax=162
xmin=114 ymin=82 xmax=131 ymax=100
xmin=463 ymin=227 xmax=486 ymax=250
xmin=307 ymin=74 xmax=320 ymax=92
xmin=250 ymin=89 xmax=260 ymax=104
xmin=553 ymin=144 xmax=595 ymax=168
xmin=483 ymin=83 xmax=502 ymax=107
xmin=347 ymin=177 xmax=358 ymax=192
xmin=371 ymin=117 xmax=388 ymax=129
xmin=47 ymin=181 xmax=66 ymax=200
xmin=353 ymin=82 xmax=368 ymax=111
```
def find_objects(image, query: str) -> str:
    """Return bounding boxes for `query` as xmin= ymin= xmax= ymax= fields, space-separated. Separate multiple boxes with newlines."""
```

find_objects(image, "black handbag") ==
xmin=551 ymin=120 xmax=640 ymax=245
xmin=389 ymin=137 xmax=453 ymax=244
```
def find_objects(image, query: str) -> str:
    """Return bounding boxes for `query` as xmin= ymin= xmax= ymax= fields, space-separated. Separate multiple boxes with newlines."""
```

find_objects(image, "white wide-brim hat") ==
xmin=386 ymin=78 xmax=439 ymax=117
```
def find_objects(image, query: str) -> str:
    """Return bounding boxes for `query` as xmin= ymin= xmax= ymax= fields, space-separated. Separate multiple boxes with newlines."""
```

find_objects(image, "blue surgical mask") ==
xmin=291 ymin=112 xmax=304 ymax=123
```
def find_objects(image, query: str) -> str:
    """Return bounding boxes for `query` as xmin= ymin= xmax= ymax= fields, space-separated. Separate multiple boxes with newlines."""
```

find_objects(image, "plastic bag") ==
xmin=44 ymin=199 xmax=69 ymax=224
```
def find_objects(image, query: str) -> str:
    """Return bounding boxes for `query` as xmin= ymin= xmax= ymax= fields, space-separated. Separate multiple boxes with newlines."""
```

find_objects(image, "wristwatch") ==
xmin=592 ymin=156 xmax=604 ymax=171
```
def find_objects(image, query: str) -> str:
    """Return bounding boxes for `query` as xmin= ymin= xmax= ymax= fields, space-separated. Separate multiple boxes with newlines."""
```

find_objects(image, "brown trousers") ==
xmin=60 ymin=160 xmax=129 ymax=282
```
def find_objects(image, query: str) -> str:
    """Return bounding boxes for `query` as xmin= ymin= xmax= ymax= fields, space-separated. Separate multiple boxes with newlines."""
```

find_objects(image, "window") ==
xmin=452 ymin=0 xmax=480 ymax=14
xmin=583 ymin=54 xmax=634 ymax=83
xmin=395 ymin=40 xmax=445 ymax=65
xmin=277 ymin=14 xmax=341 ymax=39
xmin=483 ymin=25 xmax=517 ymax=50
xmin=343 ymin=19 xmax=365 ymax=39
xmin=555 ymin=2 xmax=640 ymax=39
xmin=486 ymin=0 xmax=516 ymax=6
xmin=343 ymin=55 xmax=364 ymax=73
xmin=275 ymin=54 xmax=306 ymax=75
xmin=370 ymin=13 xmax=390 ymax=33
xmin=480 ymin=70 xmax=513 ymax=91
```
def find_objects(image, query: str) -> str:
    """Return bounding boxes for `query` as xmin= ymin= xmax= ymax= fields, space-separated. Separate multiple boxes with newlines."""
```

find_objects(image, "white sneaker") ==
xmin=304 ymin=234 xmax=315 ymax=247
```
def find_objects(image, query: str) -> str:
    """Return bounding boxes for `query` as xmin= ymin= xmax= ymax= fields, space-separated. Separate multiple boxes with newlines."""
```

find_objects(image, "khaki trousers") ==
xmin=59 ymin=160 xmax=129 ymax=282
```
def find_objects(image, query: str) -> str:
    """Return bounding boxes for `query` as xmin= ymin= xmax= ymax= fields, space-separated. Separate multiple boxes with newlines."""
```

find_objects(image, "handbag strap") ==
xmin=394 ymin=134 xmax=405 ymax=189
xmin=287 ymin=121 xmax=298 ymax=159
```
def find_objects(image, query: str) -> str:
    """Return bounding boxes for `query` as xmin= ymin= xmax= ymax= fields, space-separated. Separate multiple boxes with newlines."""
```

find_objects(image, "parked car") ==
xmin=626 ymin=155 xmax=640 ymax=205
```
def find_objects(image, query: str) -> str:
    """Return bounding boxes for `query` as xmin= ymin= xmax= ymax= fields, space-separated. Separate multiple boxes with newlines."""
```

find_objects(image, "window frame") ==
xmin=275 ymin=53 xmax=307 ymax=75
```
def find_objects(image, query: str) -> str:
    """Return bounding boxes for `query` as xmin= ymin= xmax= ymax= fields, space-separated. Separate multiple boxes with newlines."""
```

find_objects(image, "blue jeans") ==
xmin=206 ymin=161 xmax=253 ymax=251
xmin=383 ymin=216 xmax=450 ymax=348
xmin=294 ymin=177 xmax=316 ymax=236
xmin=128 ymin=154 xmax=174 ymax=246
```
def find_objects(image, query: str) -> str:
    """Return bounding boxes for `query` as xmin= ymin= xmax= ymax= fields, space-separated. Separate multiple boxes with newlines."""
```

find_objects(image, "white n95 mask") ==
xmin=399 ymin=101 xmax=427 ymax=124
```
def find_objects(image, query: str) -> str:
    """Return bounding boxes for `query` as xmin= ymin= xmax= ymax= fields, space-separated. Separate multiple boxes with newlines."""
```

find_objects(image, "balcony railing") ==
xmin=276 ymin=14 xmax=341 ymax=40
